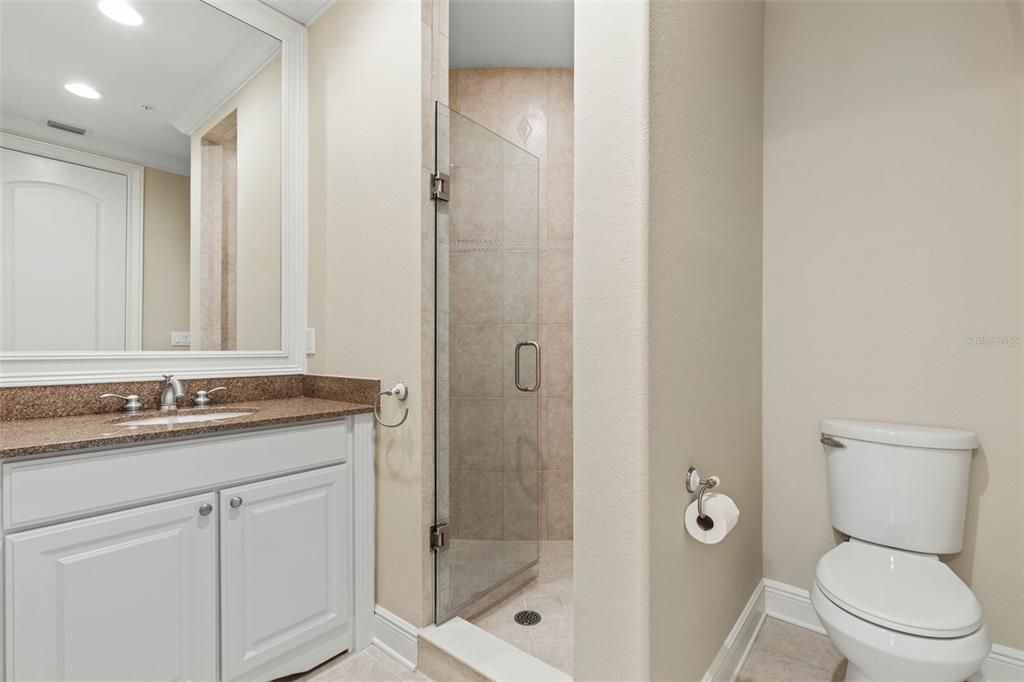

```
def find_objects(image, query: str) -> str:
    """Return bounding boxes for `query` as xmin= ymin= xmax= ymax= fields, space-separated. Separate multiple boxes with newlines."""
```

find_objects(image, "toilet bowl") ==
xmin=811 ymin=542 xmax=990 ymax=682
xmin=814 ymin=419 xmax=990 ymax=682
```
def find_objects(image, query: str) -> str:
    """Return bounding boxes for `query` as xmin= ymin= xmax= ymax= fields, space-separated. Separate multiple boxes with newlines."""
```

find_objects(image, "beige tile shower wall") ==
xmin=763 ymin=0 xmax=1023 ymax=649
xmin=442 ymin=116 xmax=540 ymax=550
xmin=450 ymin=68 xmax=574 ymax=541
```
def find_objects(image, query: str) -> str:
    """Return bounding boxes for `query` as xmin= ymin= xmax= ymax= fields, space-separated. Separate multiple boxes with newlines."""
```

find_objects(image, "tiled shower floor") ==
xmin=469 ymin=540 xmax=573 ymax=675
xmin=443 ymin=538 xmax=541 ymax=610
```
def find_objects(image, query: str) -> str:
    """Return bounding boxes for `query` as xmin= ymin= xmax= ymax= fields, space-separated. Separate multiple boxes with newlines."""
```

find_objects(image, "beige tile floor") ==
xmin=739 ymin=618 xmax=847 ymax=682
xmin=287 ymin=573 xmax=843 ymax=682
xmin=469 ymin=540 xmax=573 ymax=675
xmin=284 ymin=645 xmax=430 ymax=682
xmin=287 ymin=542 xmax=571 ymax=682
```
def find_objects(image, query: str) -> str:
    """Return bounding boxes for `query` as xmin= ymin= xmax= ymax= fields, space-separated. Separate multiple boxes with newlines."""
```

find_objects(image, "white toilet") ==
xmin=812 ymin=419 xmax=991 ymax=682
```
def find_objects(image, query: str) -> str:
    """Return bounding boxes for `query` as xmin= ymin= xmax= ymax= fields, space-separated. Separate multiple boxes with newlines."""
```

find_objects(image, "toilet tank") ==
xmin=820 ymin=419 xmax=979 ymax=554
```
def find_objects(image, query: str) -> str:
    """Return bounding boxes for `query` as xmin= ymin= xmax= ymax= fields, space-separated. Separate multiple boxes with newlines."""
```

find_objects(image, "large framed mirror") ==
xmin=0 ymin=0 xmax=307 ymax=385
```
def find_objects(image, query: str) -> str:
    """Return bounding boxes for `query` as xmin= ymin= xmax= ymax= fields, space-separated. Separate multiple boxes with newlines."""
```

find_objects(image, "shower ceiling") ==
xmin=450 ymin=0 xmax=573 ymax=69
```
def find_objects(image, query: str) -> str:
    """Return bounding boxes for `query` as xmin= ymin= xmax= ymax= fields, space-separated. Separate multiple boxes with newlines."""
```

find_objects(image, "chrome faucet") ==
xmin=159 ymin=374 xmax=184 ymax=411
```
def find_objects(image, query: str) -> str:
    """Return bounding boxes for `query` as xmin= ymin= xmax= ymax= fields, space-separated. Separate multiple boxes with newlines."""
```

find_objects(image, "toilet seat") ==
xmin=811 ymin=582 xmax=991 ymax=682
xmin=815 ymin=541 xmax=982 ymax=638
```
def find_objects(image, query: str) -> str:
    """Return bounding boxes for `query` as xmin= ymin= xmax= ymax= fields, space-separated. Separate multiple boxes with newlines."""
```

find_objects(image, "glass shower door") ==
xmin=434 ymin=103 xmax=541 ymax=623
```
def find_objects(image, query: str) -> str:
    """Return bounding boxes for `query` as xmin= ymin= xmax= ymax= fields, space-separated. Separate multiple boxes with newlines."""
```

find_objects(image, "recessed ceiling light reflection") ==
xmin=64 ymin=83 xmax=103 ymax=99
xmin=97 ymin=0 xmax=143 ymax=26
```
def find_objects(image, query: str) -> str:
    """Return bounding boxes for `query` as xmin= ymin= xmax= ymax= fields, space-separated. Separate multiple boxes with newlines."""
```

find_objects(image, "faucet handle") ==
xmin=194 ymin=387 xmax=227 ymax=408
xmin=100 ymin=393 xmax=144 ymax=413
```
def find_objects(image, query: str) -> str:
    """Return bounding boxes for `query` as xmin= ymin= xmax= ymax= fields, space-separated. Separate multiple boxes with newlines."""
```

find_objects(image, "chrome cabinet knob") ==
xmin=229 ymin=496 xmax=243 ymax=508
xmin=198 ymin=503 xmax=214 ymax=516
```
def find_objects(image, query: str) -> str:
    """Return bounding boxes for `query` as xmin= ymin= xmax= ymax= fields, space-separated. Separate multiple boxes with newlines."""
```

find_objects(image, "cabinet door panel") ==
xmin=5 ymin=494 xmax=217 ymax=681
xmin=220 ymin=465 xmax=351 ymax=681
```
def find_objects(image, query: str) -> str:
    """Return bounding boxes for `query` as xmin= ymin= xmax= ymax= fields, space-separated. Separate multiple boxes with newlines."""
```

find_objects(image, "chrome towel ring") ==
xmin=374 ymin=382 xmax=409 ymax=428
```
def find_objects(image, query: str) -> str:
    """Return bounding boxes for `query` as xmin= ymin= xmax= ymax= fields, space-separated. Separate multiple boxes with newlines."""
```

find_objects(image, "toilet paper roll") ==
xmin=685 ymin=492 xmax=740 ymax=544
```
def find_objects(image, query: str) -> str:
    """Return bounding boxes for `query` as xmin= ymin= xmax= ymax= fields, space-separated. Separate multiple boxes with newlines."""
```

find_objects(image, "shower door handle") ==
xmin=514 ymin=341 xmax=541 ymax=392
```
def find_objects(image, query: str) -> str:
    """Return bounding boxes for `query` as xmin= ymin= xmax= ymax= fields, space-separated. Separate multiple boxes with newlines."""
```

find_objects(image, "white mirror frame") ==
xmin=0 ymin=0 xmax=307 ymax=387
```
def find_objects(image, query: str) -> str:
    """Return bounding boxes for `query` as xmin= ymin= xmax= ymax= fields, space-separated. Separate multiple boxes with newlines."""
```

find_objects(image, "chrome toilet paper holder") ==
xmin=686 ymin=467 xmax=720 ymax=525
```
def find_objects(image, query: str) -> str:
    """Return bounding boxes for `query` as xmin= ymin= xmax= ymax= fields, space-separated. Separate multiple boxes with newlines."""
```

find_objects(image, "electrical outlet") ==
xmin=171 ymin=331 xmax=191 ymax=347
xmin=305 ymin=328 xmax=316 ymax=354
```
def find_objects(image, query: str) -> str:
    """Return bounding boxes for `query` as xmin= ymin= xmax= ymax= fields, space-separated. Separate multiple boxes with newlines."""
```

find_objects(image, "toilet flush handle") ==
xmin=820 ymin=435 xmax=846 ymax=448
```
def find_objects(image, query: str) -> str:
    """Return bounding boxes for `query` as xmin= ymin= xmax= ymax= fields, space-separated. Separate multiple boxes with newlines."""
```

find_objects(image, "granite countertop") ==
xmin=0 ymin=397 xmax=374 ymax=459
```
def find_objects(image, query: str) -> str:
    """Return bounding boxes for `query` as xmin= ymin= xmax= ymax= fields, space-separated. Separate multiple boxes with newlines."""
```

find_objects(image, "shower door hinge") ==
xmin=430 ymin=522 xmax=450 ymax=552
xmin=431 ymin=172 xmax=450 ymax=202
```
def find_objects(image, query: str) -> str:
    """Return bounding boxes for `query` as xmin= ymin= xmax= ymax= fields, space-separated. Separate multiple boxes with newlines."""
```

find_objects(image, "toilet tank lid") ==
xmin=821 ymin=419 xmax=979 ymax=450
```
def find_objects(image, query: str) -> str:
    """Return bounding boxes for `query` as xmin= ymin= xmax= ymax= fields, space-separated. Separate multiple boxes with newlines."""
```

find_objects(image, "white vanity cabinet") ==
xmin=6 ymin=493 xmax=219 ymax=681
xmin=220 ymin=465 xmax=351 ymax=681
xmin=1 ymin=415 xmax=375 ymax=682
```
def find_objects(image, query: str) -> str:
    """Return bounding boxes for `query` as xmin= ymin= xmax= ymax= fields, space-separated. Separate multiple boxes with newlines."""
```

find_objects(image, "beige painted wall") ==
xmin=576 ymin=1 xmax=765 ymax=678
xmin=142 ymin=167 xmax=190 ymax=351
xmin=648 ymin=1 xmax=764 ymax=679
xmin=190 ymin=55 xmax=282 ymax=351
xmin=763 ymin=0 xmax=1024 ymax=649
xmin=235 ymin=57 xmax=281 ymax=351
xmin=574 ymin=0 xmax=651 ymax=676
xmin=307 ymin=0 xmax=426 ymax=627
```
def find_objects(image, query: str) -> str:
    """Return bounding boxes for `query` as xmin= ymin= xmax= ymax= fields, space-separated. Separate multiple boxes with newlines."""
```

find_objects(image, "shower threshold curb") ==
xmin=420 ymin=617 xmax=571 ymax=682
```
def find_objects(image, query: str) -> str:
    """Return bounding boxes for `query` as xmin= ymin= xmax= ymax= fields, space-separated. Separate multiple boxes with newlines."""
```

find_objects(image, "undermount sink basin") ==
xmin=115 ymin=411 xmax=252 ymax=427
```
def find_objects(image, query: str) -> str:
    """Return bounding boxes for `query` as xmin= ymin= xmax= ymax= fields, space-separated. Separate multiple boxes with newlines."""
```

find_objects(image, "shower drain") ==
xmin=514 ymin=610 xmax=542 ymax=626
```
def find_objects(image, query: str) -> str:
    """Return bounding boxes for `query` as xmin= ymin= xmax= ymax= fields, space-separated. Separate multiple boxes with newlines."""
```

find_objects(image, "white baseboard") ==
xmin=762 ymin=579 xmax=1024 ymax=682
xmin=372 ymin=605 xmax=419 ymax=670
xmin=982 ymin=645 xmax=1024 ymax=682
xmin=763 ymin=578 xmax=825 ymax=635
xmin=703 ymin=581 xmax=768 ymax=682
xmin=370 ymin=583 xmax=1023 ymax=681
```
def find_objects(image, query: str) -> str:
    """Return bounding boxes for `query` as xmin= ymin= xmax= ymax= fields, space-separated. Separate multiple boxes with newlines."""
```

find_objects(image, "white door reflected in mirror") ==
xmin=1 ymin=148 xmax=134 ymax=351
